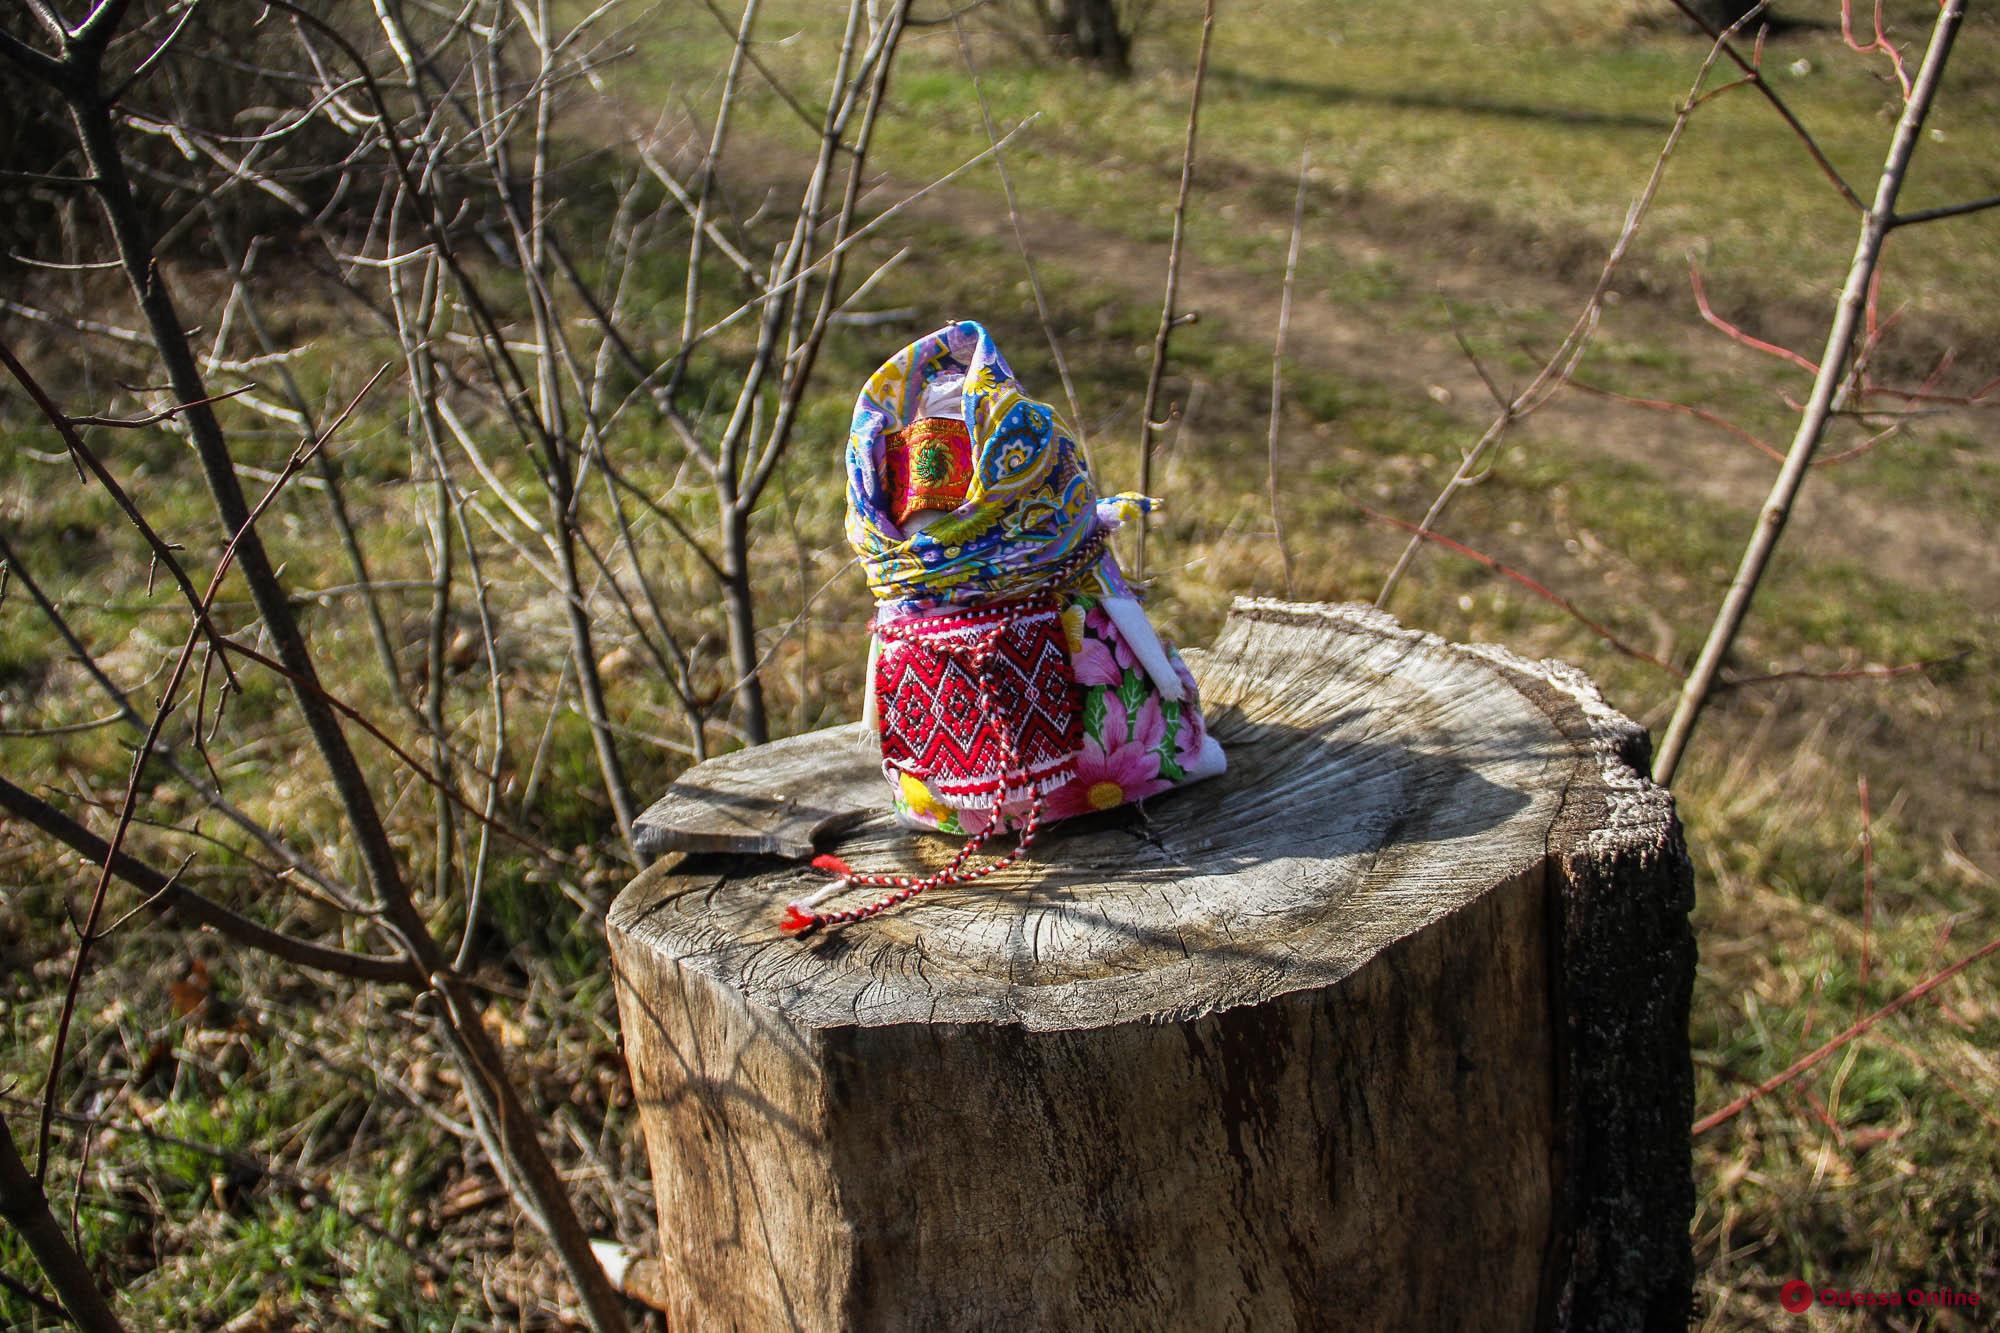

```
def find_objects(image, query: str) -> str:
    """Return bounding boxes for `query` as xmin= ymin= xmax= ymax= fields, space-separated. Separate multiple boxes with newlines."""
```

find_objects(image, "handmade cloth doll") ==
xmin=781 ymin=320 xmax=1224 ymax=934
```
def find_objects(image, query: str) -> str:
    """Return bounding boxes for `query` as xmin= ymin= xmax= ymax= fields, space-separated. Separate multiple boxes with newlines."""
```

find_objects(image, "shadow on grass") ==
xmin=1210 ymin=64 xmax=1672 ymax=133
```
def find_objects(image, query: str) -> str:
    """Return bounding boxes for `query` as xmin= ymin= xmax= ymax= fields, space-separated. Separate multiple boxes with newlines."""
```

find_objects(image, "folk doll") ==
xmin=781 ymin=320 xmax=1224 ymax=934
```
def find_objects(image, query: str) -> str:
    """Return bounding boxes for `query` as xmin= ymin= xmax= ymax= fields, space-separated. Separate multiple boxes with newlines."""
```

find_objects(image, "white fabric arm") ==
xmin=1101 ymin=596 xmax=1184 ymax=702
xmin=861 ymin=633 xmax=881 ymax=731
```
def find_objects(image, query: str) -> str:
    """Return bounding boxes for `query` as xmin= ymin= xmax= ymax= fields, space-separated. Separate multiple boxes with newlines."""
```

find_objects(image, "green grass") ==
xmin=630 ymin=0 xmax=2000 ymax=350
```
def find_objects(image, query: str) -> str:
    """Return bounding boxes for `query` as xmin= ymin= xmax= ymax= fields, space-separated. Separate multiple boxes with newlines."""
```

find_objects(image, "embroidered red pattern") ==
xmin=874 ymin=598 xmax=1081 ymax=806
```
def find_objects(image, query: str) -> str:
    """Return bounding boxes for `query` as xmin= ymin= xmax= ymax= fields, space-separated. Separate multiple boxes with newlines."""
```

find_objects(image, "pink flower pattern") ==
xmin=1170 ymin=655 xmax=1207 ymax=770
xmin=1045 ymin=719 xmax=1173 ymax=821
xmin=1085 ymin=605 xmax=1142 ymax=672
xmin=1069 ymin=634 xmax=1123 ymax=687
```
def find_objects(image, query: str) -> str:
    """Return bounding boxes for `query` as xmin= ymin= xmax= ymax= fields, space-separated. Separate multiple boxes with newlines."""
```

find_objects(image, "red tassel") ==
xmin=778 ymin=903 xmax=820 ymax=936
xmin=810 ymin=852 xmax=855 ymax=878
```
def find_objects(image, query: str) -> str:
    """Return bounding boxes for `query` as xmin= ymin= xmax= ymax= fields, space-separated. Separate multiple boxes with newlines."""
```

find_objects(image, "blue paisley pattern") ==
xmin=846 ymin=321 xmax=1147 ymax=612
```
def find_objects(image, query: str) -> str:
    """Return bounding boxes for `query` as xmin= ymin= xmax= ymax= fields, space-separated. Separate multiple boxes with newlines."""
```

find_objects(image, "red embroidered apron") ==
xmin=873 ymin=597 xmax=1081 ymax=808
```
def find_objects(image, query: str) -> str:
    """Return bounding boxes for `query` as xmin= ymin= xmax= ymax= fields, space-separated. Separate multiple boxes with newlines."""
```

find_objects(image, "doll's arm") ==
xmin=862 ymin=633 xmax=881 ymax=732
xmin=1088 ymin=496 xmax=1185 ymax=702
xmin=1100 ymin=596 xmax=1184 ymax=702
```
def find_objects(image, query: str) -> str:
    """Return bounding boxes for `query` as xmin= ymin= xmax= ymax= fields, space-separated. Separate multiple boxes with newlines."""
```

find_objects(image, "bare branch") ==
xmin=0 ymin=529 xmax=368 ymax=909
xmin=36 ymin=367 xmax=376 ymax=1183
xmin=1840 ymin=0 xmax=1912 ymax=100
xmin=1376 ymin=7 xmax=1760 ymax=607
xmin=689 ymin=0 xmax=823 ymax=132
xmin=64 ymin=383 xmax=257 ymax=427
xmin=70 ymin=0 xmax=137 ymax=53
xmin=610 ymin=112 xmax=1040 ymax=419
xmin=1713 ymin=650 xmax=1967 ymax=692
xmin=1134 ymin=0 xmax=1216 ymax=582
xmin=1443 ymin=301 xmax=1511 ymax=414
xmin=1360 ymin=506 xmax=1681 ymax=676
xmin=1665 ymin=0 xmax=1866 ymax=211
xmin=1693 ymin=931 xmax=2000 ymax=1136
xmin=951 ymin=9 xmax=1090 ymax=459
xmin=670 ymin=0 xmax=761 ymax=401
xmin=108 ymin=0 xmax=204 ymax=99
xmin=0 ymin=21 xmax=71 ymax=87
xmin=1267 ymin=150 xmax=1307 ymax=599
xmin=0 ymin=336 xmax=244 ymax=692
xmin=1890 ymin=191 xmax=2000 ymax=229
xmin=0 ymin=774 xmax=408 ymax=985
xmin=1688 ymin=262 xmax=1818 ymax=374
xmin=0 ymin=1120 xmax=127 ymax=1333
xmin=1654 ymin=0 xmax=1968 ymax=785
xmin=1857 ymin=775 xmax=1876 ymax=996
xmin=1567 ymin=377 xmax=1785 ymax=464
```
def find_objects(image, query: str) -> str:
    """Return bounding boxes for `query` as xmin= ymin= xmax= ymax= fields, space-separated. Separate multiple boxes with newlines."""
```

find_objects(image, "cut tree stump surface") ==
xmin=611 ymin=599 xmax=1694 ymax=1330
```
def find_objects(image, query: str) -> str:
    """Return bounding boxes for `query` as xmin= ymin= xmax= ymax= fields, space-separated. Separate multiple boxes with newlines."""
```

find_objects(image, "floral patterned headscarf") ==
xmin=846 ymin=321 xmax=1146 ymax=613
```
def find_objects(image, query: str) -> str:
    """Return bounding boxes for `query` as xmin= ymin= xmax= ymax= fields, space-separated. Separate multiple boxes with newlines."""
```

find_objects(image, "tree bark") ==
xmin=1046 ymin=0 xmax=1132 ymax=75
xmin=611 ymin=599 xmax=1695 ymax=1330
xmin=719 ymin=504 xmax=771 ymax=745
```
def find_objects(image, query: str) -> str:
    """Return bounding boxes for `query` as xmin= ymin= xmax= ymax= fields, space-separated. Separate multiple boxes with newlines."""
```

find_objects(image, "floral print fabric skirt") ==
xmin=884 ymin=593 xmax=1226 ymax=836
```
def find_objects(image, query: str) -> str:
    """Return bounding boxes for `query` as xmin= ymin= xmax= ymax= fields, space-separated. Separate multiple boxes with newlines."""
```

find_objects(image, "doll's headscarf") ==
xmin=846 ymin=321 xmax=1149 ymax=613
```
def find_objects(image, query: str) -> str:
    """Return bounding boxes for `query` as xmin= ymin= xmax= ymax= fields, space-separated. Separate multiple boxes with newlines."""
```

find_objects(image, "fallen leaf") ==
xmin=168 ymin=958 xmax=212 ymax=1017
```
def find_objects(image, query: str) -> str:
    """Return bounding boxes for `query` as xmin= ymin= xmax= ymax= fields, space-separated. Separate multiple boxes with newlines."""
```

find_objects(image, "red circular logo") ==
xmin=1780 ymin=1280 xmax=1815 ymax=1313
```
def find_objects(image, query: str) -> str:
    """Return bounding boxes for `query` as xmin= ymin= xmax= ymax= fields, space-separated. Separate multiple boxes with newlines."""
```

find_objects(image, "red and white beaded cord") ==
xmin=780 ymin=609 xmax=1051 ymax=936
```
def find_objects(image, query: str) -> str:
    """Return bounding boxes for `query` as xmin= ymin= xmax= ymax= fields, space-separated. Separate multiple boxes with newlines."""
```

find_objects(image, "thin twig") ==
xmin=1267 ymin=149 xmax=1307 ymax=598
xmin=1376 ymin=8 xmax=1758 ymax=607
xmin=37 ymin=367 xmax=385 ymax=1183
xmin=951 ymin=9 xmax=1091 ymax=458
xmin=18 ymin=1095 xmax=455 ymax=1281
xmin=0 ymin=531 xmax=369 ymax=908
xmin=1856 ymin=775 xmax=1877 ymax=1002
xmin=64 ymin=383 xmax=256 ymax=428
xmin=1134 ymin=0 xmax=1216 ymax=581
xmin=1567 ymin=377 xmax=1786 ymax=464
xmin=1688 ymin=262 xmax=1818 ymax=375
xmin=0 ymin=775 xmax=406 ymax=983
xmin=1889 ymin=191 xmax=2000 ymax=229
xmin=670 ymin=0 xmax=759 ymax=401
xmin=1359 ymin=505 xmax=1682 ymax=675
xmin=1666 ymin=0 xmax=1866 ymax=211
xmin=0 ymin=1120 xmax=127 ymax=1333
xmin=1840 ymin=0 xmax=1912 ymax=100
xmin=1713 ymin=651 xmax=1966 ymax=691
xmin=1693 ymin=930 xmax=2000 ymax=1136
xmin=0 ymin=336 xmax=243 ymax=692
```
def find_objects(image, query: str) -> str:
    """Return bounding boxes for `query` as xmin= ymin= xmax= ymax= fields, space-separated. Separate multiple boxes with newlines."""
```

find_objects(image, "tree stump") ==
xmin=608 ymin=599 xmax=1695 ymax=1331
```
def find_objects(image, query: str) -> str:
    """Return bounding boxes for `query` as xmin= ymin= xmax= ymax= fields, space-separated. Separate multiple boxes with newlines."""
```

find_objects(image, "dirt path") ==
xmin=637 ymin=95 xmax=1997 ymax=609
xmin=857 ymin=169 xmax=2000 ymax=613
